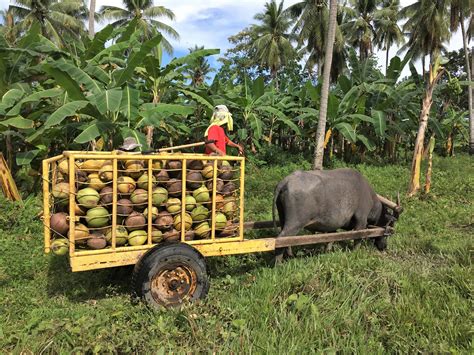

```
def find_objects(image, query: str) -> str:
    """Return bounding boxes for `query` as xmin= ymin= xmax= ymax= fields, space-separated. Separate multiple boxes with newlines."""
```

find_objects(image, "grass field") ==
xmin=0 ymin=155 xmax=472 ymax=353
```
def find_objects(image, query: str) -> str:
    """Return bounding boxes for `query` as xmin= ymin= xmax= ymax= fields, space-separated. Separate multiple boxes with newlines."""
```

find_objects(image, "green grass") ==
xmin=0 ymin=155 xmax=472 ymax=353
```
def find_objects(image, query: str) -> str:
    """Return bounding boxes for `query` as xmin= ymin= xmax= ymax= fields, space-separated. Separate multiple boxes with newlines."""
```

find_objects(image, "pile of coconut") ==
xmin=49 ymin=158 xmax=239 ymax=255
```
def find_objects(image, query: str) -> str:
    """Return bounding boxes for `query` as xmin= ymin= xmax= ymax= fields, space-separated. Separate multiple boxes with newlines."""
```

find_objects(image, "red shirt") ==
xmin=205 ymin=125 xmax=229 ymax=155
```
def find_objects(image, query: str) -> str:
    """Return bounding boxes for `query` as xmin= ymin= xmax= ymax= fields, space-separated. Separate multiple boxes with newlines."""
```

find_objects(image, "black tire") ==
xmin=131 ymin=243 xmax=209 ymax=308
xmin=374 ymin=236 xmax=388 ymax=251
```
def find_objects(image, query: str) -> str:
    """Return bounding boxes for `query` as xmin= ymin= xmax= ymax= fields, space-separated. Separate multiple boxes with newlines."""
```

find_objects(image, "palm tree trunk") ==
xmin=385 ymin=45 xmax=390 ymax=75
xmin=313 ymin=0 xmax=338 ymax=170
xmin=408 ymin=66 xmax=444 ymax=196
xmin=88 ymin=0 xmax=96 ymax=37
xmin=460 ymin=19 xmax=473 ymax=154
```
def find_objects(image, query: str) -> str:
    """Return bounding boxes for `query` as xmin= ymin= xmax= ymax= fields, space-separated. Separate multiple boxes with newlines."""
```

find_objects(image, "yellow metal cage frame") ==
xmin=43 ymin=151 xmax=276 ymax=271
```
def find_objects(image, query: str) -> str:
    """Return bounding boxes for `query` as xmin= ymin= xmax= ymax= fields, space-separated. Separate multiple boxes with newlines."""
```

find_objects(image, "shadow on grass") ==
xmin=46 ymin=256 xmax=133 ymax=302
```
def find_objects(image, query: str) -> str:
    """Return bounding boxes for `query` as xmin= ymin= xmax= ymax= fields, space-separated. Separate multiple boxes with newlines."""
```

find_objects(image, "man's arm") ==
xmin=205 ymin=142 xmax=225 ymax=156
xmin=227 ymin=140 xmax=244 ymax=155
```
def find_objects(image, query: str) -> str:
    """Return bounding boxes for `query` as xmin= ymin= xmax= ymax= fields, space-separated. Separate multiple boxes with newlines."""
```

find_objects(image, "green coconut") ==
xmin=151 ymin=228 xmax=163 ymax=243
xmin=128 ymin=230 xmax=148 ymax=246
xmin=215 ymin=212 xmax=227 ymax=230
xmin=202 ymin=164 xmax=214 ymax=179
xmin=166 ymin=198 xmax=181 ymax=214
xmin=193 ymin=185 xmax=210 ymax=203
xmin=173 ymin=213 xmax=193 ymax=231
xmin=77 ymin=188 xmax=100 ymax=209
xmin=52 ymin=182 xmax=70 ymax=201
xmin=194 ymin=222 xmax=211 ymax=239
xmin=137 ymin=174 xmax=156 ymax=190
xmin=130 ymin=188 xmax=148 ymax=207
xmin=222 ymin=198 xmax=238 ymax=219
xmin=190 ymin=205 xmax=209 ymax=222
xmin=85 ymin=207 xmax=109 ymax=228
xmin=185 ymin=195 xmax=196 ymax=211
xmin=152 ymin=187 xmax=168 ymax=206
xmin=105 ymin=226 xmax=128 ymax=246
xmin=144 ymin=206 xmax=159 ymax=220
xmin=51 ymin=239 xmax=68 ymax=256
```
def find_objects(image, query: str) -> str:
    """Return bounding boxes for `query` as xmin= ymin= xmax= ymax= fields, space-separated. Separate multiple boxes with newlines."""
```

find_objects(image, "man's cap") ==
xmin=120 ymin=137 xmax=142 ymax=151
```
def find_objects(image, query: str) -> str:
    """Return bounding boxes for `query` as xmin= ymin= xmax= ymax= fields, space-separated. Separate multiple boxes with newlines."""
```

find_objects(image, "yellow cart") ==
xmin=42 ymin=151 xmax=401 ymax=307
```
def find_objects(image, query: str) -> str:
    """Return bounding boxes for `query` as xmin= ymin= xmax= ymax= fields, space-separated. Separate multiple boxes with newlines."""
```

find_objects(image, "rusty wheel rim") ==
xmin=150 ymin=263 xmax=198 ymax=306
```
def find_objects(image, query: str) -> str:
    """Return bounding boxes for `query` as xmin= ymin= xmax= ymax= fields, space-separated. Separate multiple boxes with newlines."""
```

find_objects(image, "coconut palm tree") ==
xmin=0 ymin=9 xmax=16 ymax=44
xmin=342 ymin=0 xmax=380 ymax=61
xmin=183 ymin=45 xmax=214 ymax=87
xmin=251 ymin=0 xmax=296 ymax=87
xmin=449 ymin=0 xmax=473 ymax=154
xmin=8 ymin=0 xmax=86 ymax=46
xmin=373 ymin=0 xmax=405 ymax=73
xmin=88 ymin=0 xmax=96 ymax=36
xmin=313 ymin=0 xmax=338 ymax=169
xmin=99 ymin=0 xmax=179 ymax=54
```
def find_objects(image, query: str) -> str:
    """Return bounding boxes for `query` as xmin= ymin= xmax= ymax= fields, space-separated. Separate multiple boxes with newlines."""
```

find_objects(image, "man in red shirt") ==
xmin=204 ymin=105 xmax=244 ymax=156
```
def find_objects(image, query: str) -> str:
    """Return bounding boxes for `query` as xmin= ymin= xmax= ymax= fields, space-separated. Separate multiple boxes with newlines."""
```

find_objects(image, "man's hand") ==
xmin=237 ymin=144 xmax=244 ymax=156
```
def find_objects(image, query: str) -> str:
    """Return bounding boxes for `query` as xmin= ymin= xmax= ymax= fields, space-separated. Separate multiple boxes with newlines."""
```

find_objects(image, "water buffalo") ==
xmin=272 ymin=168 xmax=392 ymax=263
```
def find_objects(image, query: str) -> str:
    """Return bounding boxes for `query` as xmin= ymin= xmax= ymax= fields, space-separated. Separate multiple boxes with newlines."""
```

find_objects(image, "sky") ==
xmin=1 ymin=0 xmax=466 ymax=77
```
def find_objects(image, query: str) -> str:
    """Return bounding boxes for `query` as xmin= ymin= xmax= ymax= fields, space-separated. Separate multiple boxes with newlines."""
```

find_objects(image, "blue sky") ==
xmin=1 ymin=0 xmax=465 ymax=77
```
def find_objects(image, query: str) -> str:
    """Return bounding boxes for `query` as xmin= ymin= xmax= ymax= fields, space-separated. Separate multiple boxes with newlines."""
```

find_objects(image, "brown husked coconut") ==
xmin=186 ymin=171 xmax=203 ymax=189
xmin=218 ymin=165 xmax=234 ymax=181
xmin=167 ymin=179 xmax=182 ymax=197
xmin=218 ymin=221 xmax=238 ymax=237
xmin=163 ymin=229 xmax=179 ymax=242
xmin=155 ymin=169 xmax=170 ymax=184
xmin=215 ymin=194 xmax=225 ymax=210
xmin=50 ymin=212 xmax=69 ymax=235
xmin=69 ymin=223 xmax=89 ymax=245
xmin=117 ymin=199 xmax=133 ymax=216
xmin=185 ymin=230 xmax=195 ymax=241
xmin=125 ymin=211 xmax=146 ymax=231
xmin=130 ymin=188 xmax=148 ymax=208
xmin=86 ymin=234 xmax=107 ymax=249
xmin=221 ymin=182 xmax=237 ymax=196
xmin=166 ymin=160 xmax=182 ymax=178
xmin=187 ymin=160 xmax=204 ymax=171
xmin=75 ymin=204 xmax=86 ymax=217
xmin=75 ymin=170 xmax=89 ymax=188
xmin=206 ymin=178 xmax=224 ymax=193
xmin=154 ymin=211 xmax=174 ymax=231
xmin=100 ymin=186 xmax=114 ymax=205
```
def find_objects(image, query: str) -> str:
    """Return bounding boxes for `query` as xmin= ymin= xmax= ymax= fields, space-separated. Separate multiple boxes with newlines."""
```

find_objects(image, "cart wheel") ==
xmin=132 ymin=243 xmax=209 ymax=308
xmin=374 ymin=236 xmax=388 ymax=251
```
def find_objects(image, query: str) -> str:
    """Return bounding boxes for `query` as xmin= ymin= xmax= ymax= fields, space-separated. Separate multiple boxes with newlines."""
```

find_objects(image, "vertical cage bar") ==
xmin=238 ymin=159 xmax=245 ymax=241
xmin=210 ymin=159 xmax=218 ymax=240
xmin=111 ymin=158 xmax=118 ymax=250
xmin=42 ymin=159 xmax=51 ymax=253
xmin=68 ymin=155 xmax=76 ymax=256
xmin=147 ymin=159 xmax=153 ymax=245
xmin=180 ymin=159 xmax=187 ymax=242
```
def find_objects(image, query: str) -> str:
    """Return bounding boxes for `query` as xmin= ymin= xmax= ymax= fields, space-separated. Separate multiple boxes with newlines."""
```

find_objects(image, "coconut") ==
xmin=152 ymin=187 xmax=168 ymax=206
xmin=87 ymin=234 xmax=107 ymax=249
xmin=117 ymin=199 xmax=133 ymax=216
xmin=125 ymin=211 xmax=146 ymax=231
xmin=99 ymin=186 xmax=113 ymax=206
xmin=173 ymin=213 xmax=193 ymax=231
xmin=155 ymin=211 xmax=174 ymax=230
xmin=187 ymin=160 xmax=204 ymax=171
xmin=125 ymin=160 xmax=145 ymax=179
xmin=69 ymin=223 xmax=89 ymax=245
xmin=52 ymin=182 xmax=70 ymax=201
xmin=185 ymin=230 xmax=195 ymax=241
xmin=185 ymin=195 xmax=196 ymax=211
xmin=51 ymin=239 xmax=68 ymax=256
xmin=144 ymin=206 xmax=159 ymax=220
xmin=155 ymin=169 xmax=170 ymax=184
xmin=151 ymin=228 xmax=163 ymax=243
xmin=166 ymin=179 xmax=182 ymax=197
xmin=186 ymin=171 xmax=203 ymax=190
xmin=193 ymin=186 xmax=210 ymax=203
xmin=222 ymin=182 xmax=237 ymax=196
xmin=125 ymin=160 xmax=144 ymax=169
xmin=88 ymin=173 xmax=106 ymax=191
xmin=219 ymin=221 xmax=237 ymax=237
xmin=214 ymin=213 xmax=227 ymax=230
xmin=218 ymin=165 xmax=234 ymax=181
xmin=85 ymin=207 xmax=109 ymax=228
xmin=105 ymin=226 xmax=128 ymax=246
xmin=137 ymin=174 xmax=156 ymax=190
xmin=128 ymin=230 xmax=148 ymax=246
xmin=163 ymin=229 xmax=180 ymax=242
xmin=50 ymin=212 xmax=69 ymax=235
xmin=206 ymin=178 xmax=224 ymax=194
xmin=98 ymin=163 xmax=113 ymax=182
xmin=58 ymin=160 xmax=70 ymax=175
xmin=166 ymin=198 xmax=181 ymax=214
xmin=75 ymin=204 xmax=86 ymax=217
xmin=202 ymin=164 xmax=214 ymax=179
xmin=190 ymin=205 xmax=209 ymax=222
xmin=194 ymin=222 xmax=211 ymax=239
xmin=130 ymin=188 xmax=148 ymax=208
xmin=81 ymin=159 xmax=104 ymax=171
xmin=166 ymin=160 xmax=182 ymax=171
xmin=117 ymin=176 xmax=136 ymax=194
xmin=75 ymin=170 xmax=88 ymax=188
xmin=152 ymin=161 xmax=163 ymax=170
xmin=77 ymin=188 xmax=100 ymax=209
xmin=221 ymin=160 xmax=231 ymax=167
xmin=215 ymin=195 xmax=225 ymax=210
xmin=222 ymin=198 xmax=238 ymax=219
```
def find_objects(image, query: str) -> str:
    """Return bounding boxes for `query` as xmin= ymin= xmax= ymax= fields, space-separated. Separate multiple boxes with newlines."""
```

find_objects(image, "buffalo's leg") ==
xmin=274 ymin=224 xmax=300 ymax=266
xmin=352 ymin=214 xmax=368 ymax=250
xmin=374 ymin=236 xmax=387 ymax=251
